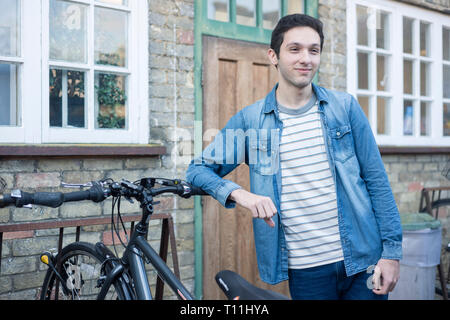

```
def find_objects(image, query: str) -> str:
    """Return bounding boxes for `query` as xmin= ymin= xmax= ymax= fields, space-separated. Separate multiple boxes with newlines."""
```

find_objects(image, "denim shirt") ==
xmin=186 ymin=83 xmax=402 ymax=285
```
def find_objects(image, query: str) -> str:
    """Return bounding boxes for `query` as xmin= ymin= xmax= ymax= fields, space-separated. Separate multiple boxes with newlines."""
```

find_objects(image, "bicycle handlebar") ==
xmin=0 ymin=178 xmax=207 ymax=209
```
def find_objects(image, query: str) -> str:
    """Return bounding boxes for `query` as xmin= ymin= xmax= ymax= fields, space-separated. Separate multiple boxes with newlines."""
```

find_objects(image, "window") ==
xmin=347 ymin=0 xmax=450 ymax=146
xmin=444 ymin=26 xmax=450 ymax=136
xmin=0 ymin=0 xmax=21 ymax=128
xmin=207 ymin=0 xmax=303 ymax=30
xmin=354 ymin=5 xmax=391 ymax=136
xmin=0 ymin=0 xmax=148 ymax=144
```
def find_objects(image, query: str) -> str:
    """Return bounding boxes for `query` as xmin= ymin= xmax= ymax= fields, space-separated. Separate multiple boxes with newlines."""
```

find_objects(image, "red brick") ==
xmin=437 ymin=207 xmax=448 ymax=219
xmin=177 ymin=30 xmax=194 ymax=45
xmin=407 ymin=182 xmax=423 ymax=192
xmin=16 ymin=172 xmax=60 ymax=189
xmin=154 ymin=197 xmax=175 ymax=211
xmin=102 ymin=230 xmax=130 ymax=246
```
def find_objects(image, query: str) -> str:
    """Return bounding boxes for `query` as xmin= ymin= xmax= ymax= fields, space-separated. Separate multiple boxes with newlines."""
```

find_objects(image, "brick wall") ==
xmin=317 ymin=0 xmax=347 ymax=91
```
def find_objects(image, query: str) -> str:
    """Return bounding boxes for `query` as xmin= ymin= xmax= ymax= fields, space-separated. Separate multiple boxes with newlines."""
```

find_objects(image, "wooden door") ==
xmin=202 ymin=36 xmax=289 ymax=299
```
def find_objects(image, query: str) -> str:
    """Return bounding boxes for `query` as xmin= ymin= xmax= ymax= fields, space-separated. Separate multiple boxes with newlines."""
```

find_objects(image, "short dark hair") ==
xmin=270 ymin=14 xmax=324 ymax=57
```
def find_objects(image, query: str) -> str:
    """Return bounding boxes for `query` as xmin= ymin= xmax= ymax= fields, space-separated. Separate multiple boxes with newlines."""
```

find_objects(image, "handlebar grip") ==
xmin=32 ymin=192 xmax=65 ymax=208
xmin=0 ymin=184 xmax=106 ymax=209
xmin=0 ymin=193 xmax=14 ymax=208
xmin=63 ymin=185 xmax=105 ymax=203
xmin=1 ymin=191 xmax=65 ymax=208
xmin=62 ymin=190 xmax=91 ymax=203
xmin=30 ymin=191 xmax=96 ymax=208
xmin=189 ymin=185 xmax=208 ymax=196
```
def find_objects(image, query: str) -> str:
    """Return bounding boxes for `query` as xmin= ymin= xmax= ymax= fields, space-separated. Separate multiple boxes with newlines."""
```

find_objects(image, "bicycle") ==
xmin=0 ymin=177 xmax=289 ymax=300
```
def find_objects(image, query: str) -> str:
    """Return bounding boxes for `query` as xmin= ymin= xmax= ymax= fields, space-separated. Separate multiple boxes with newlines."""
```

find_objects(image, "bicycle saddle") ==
xmin=215 ymin=270 xmax=290 ymax=300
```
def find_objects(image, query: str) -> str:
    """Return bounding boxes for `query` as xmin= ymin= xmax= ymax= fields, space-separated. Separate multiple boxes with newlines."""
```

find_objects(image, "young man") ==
xmin=186 ymin=14 xmax=402 ymax=300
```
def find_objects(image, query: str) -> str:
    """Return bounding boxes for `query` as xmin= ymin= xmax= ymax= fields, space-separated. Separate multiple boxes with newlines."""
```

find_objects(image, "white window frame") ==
xmin=0 ymin=0 xmax=149 ymax=144
xmin=347 ymin=0 xmax=450 ymax=147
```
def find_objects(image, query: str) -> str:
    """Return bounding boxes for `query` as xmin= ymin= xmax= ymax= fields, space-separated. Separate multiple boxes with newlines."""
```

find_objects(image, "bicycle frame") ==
xmin=121 ymin=223 xmax=194 ymax=300
xmin=97 ymin=189 xmax=195 ymax=300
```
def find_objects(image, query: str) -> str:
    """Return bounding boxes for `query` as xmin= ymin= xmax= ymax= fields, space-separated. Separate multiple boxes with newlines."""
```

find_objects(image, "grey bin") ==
xmin=389 ymin=213 xmax=442 ymax=300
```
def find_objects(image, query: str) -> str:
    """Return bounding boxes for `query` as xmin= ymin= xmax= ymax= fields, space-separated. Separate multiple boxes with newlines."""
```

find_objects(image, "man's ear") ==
xmin=267 ymin=48 xmax=278 ymax=68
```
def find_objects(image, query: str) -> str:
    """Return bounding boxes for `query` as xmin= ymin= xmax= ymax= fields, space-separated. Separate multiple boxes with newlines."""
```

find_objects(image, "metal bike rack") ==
xmin=0 ymin=213 xmax=179 ymax=300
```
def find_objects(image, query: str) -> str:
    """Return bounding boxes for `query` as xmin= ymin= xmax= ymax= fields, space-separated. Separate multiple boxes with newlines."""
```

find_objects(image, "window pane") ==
xmin=287 ymin=0 xmax=304 ymax=14
xmin=444 ymin=103 xmax=450 ymax=136
xmin=443 ymin=27 xmax=450 ymax=61
xmin=50 ymin=0 xmax=87 ymax=63
xmin=420 ymin=61 xmax=430 ymax=97
xmin=0 ymin=63 xmax=19 ymax=126
xmin=358 ymin=52 xmax=369 ymax=90
xmin=420 ymin=101 xmax=430 ymax=136
xmin=49 ymin=69 xmax=86 ymax=128
xmin=0 ymin=0 xmax=20 ymax=56
xmin=95 ymin=73 xmax=127 ymax=129
xmin=403 ymin=17 xmax=414 ymax=54
xmin=376 ymin=11 xmax=389 ymax=50
xmin=444 ymin=65 xmax=450 ymax=99
xmin=420 ymin=22 xmax=430 ymax=57
xmin=357 ymin=5 xmax=369 ymax=46
xmin=96 ymin=0 xmax=128 ymax=5
xmin=207 ymin=0 xmax=228 ymax=22
xmin=262 ymin=0 xmax=279 ymax=30
xmin=357 ymin=96 xmax=370 ymax=119
xmin=377 ymin=97 xmax=389 ymax=135
xmin=377 ymin=55 xmax=389 ymax=91
xmin=236 ymin=0 xmax=255 ymax=27
xmin=95 ymin=7 xmax=128 ymax=67
xmin=403 ymin=59 xmax=413 ymax=94
xmin=403 ymin=100 xmax=414 ymax=135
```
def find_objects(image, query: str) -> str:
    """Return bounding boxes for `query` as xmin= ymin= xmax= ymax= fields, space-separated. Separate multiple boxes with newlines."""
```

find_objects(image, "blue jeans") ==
xmin=288 ymin=260 xmax=388 ymax=300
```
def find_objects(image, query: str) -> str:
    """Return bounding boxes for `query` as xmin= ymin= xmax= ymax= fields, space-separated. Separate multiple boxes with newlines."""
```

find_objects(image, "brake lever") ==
xmin=120 ymin=179 xmax=139 ymax=190
xmin=61 ymin=182 xmax=93 ymax=189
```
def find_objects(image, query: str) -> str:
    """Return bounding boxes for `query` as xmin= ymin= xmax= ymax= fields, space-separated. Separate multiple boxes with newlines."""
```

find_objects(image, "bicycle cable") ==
xmin=110 ymin=189 xmax=146 ymax=261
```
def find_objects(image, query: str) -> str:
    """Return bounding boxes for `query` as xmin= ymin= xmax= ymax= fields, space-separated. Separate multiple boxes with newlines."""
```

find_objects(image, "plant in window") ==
xmin=49 ymin=69 xmax=85 ymax=127
xmin=95 ymin=59 xmax=126 ymax=129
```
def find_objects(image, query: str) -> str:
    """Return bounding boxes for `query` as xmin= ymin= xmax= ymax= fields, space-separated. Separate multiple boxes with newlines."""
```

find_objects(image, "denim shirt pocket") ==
xmin=250 ymin=138 xmax=279 ymax=175
xmin=329 ymin=125 xmax=355 ymax=163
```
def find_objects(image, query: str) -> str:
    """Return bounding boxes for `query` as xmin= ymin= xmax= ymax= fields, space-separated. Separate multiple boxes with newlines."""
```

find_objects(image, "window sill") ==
xmin=0 ymin=144 xmax=166 ymax=158
xmin=1 ymin=144 xmax=445 ymax=158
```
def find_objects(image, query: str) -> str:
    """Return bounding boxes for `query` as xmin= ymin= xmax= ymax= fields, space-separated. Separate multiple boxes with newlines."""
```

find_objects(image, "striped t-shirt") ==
xmin=278 ymin=95 xmax=344 ymax=269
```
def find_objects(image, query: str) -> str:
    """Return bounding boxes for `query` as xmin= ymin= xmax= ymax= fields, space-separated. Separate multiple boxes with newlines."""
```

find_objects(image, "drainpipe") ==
xmin=193 ymin=0 xmax=204 ymax=300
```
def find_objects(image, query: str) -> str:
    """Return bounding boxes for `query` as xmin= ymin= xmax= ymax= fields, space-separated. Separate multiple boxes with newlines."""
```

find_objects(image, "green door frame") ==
xmin=192 ymin=0 xmax=318 ymax=299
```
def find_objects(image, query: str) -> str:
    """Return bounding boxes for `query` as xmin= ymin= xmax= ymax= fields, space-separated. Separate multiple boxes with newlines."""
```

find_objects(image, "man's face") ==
xmin=269 ymin=26 xmax=321 ymax=89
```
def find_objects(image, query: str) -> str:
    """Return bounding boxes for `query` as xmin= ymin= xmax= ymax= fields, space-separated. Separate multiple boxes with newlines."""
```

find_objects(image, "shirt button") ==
xmin=336 ymin=131 xmax=341 ymax=136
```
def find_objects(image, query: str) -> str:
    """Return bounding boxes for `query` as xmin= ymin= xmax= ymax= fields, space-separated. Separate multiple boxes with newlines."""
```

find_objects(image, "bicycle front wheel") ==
xmin=40 ymin=242 xmax=129 ymax=300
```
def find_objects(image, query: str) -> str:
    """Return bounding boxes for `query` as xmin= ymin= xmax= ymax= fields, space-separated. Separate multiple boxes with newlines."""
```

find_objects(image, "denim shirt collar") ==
xmin=262 ymin=82 xmax=329 ymax=114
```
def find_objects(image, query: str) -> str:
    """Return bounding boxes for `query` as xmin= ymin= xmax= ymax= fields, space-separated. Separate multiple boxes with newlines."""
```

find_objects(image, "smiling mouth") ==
xmin=295 ymin=68 xmax=312 ymax=73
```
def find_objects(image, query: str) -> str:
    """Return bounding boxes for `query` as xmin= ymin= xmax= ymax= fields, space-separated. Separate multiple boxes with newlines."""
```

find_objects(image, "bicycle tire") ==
xmin=40 ymin=242 xmax=129 ymax=300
